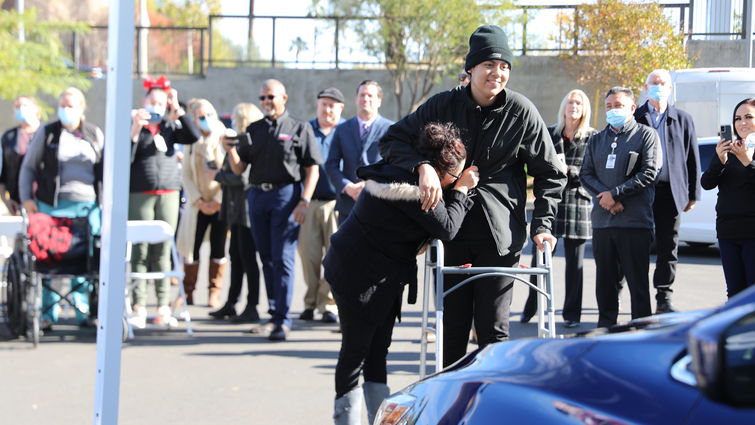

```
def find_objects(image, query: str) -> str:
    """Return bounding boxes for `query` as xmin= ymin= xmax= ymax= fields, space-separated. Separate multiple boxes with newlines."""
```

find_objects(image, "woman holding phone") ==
xmin=701 ymin=98 xmax=755 ymax=297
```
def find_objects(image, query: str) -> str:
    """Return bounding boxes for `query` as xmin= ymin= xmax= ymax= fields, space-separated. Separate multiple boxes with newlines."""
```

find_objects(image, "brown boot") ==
xmin=183 ymin=262 xmax=199 ymax=305
xmin=208 ymin=259 xmax=227 ymax=308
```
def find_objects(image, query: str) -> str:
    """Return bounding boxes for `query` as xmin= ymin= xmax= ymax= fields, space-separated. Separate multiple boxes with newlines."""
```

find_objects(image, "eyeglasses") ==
xmin=197 ymin=114 xmax=214 ymax=119
xmin=258 ymin=95 xmax=277 ymax=101
xmin=446 ymin=170 xmax=461 ymax=179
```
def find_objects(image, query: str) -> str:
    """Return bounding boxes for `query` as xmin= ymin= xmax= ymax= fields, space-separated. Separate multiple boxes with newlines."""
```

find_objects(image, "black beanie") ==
xmin=464 ymin=25 xmax=513 ymax=72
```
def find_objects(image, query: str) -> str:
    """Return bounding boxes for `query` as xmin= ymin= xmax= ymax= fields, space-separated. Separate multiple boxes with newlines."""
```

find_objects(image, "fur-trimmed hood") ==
xmin=364 ymin=179 xmax=420 ymax=202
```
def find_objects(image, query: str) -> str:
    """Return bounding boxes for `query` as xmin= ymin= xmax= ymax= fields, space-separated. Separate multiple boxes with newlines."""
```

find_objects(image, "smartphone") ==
xmin=148 ymin=112 xmax=162 ymax=123
xmin=720 ymin=124 xmax=733 ymax=142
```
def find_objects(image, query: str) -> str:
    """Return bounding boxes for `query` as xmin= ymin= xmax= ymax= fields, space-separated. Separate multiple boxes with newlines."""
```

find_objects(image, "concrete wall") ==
xmin=1 ymin=40 xmax=752 ymax=133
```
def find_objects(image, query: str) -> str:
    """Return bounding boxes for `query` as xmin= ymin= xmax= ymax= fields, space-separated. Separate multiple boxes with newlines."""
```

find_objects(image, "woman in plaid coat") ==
xmin=522 ymin=89 xmax=596 ymax=328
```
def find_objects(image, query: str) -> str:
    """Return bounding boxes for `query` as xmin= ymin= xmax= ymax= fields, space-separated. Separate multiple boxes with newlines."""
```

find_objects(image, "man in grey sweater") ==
xmin=580 ymin=86 xmax=660 ymax=327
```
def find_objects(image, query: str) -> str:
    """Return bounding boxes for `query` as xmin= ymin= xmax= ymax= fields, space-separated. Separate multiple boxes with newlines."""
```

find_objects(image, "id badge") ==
xmin=605 ymin=154 xmax=616 ymax=169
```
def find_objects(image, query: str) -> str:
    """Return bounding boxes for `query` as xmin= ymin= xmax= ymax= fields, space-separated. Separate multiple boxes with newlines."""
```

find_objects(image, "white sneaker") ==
xmin=155 ymin=306 xmax=178 ymax=328
xmin=128 ymin=305 xmax=147 ymax=329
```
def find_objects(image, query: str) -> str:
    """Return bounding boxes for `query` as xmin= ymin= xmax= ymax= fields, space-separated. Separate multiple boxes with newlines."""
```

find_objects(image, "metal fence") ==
xmin=61 ymin=2 xmax=750 ymax=76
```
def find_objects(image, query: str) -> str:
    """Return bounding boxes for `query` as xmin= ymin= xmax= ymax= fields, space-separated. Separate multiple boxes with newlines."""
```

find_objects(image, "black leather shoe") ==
xmin=321 ymin=311 xmax=338 ymax=323
xmin=209 ymin=303 xmax=237 ymax=319
xmin=268 ymin=324 xmax=289 ymax=341
xmin=299 ymin=308 xmax=315 ymax=321
xmin=231 ymin=306 xmax=260 ymax=323
xmin=656 ymin=300 xmax=676 ymax=314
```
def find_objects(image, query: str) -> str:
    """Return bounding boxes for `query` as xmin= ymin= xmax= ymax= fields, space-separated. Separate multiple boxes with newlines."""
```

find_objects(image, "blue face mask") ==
xmin=606 ymin=108 xmax=631 ymax=128
xmin=198 ymin=116 xmax=212 ymax=132
xmin=57 ymin=106 xmax=79 ymax=127
xmin=647 ymin=84 xmax=670 ymax=103
xmin=14 ymin=106 xmax=37 ymax=124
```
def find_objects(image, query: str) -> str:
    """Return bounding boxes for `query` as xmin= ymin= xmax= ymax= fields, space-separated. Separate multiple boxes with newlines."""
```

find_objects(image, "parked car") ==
xmin=376 ymin=286 xmax=755 ymax=425
xmin=678 ymin=137 xmax=718 ymax=246
xmin=672 ymin=68 xmax=755 ymax=247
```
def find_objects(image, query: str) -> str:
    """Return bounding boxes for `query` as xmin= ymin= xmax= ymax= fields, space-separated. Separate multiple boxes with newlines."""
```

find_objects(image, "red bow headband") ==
xmin=143 ymin=75 xmax=171 ymax=92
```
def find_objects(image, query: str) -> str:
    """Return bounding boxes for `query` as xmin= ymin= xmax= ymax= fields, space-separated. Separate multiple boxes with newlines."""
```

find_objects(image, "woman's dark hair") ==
xmin=417 ymin=122 xmax=466 ymax=175
xmin=732 ymin=97 xmax=755 ymax=139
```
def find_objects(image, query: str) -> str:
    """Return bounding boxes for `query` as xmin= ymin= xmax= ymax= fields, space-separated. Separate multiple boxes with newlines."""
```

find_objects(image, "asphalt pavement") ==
xmin=0 ymin=241 xmax=728 ymax=424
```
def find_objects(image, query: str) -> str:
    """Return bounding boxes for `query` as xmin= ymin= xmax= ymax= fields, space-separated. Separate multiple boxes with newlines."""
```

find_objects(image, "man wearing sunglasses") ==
xmin=228 ymin=79 xmax=323 ymax=341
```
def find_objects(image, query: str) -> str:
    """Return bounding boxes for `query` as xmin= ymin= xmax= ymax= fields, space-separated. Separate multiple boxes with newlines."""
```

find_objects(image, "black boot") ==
xmin=209 ymin=302 xmax=237 ymax=319
xmin=231 ymin=305 xmax=260 ymax=323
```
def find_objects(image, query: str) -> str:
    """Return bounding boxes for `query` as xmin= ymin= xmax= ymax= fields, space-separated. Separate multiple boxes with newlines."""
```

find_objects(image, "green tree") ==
xmin=313 ymin=0 xmax=511 ymax=118
xmin=152 ymin=0 xmax=255 ymax=70
xmin=0 ymin=8 xmax=89 ymax=111
xmin=561 ymin=0 xmax=693 ymax=124
xmin=289 ymin=36 xmax=309 ymax=64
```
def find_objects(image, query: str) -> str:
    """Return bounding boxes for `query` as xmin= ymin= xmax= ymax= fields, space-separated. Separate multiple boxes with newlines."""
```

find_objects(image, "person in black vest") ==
xmin=635 ymin=69 xmax=701 ymax=314
xmin=129 ymin=77 xmax=200 ymax=327
xmin=1 ymin=95 xmax=41 ymax=215
xmin=18 ymin=87 xmax=104 ymax=330
xmin=325 ymin=122 xmax=479 ymax=425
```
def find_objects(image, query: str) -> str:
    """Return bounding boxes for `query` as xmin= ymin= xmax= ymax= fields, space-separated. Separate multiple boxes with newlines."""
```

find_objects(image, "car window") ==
xmin=699 ymin=144 xmax=716 ymax=172
xmin=724 ymin=314 xmax=755 ymax=404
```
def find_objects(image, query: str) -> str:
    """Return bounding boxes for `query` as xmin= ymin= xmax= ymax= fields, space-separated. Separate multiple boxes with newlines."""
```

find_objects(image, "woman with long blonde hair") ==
xmin=522 ymin=89 xmax=596 ymax=328
xmin=176 ymin=98 xmax=228 ymax=308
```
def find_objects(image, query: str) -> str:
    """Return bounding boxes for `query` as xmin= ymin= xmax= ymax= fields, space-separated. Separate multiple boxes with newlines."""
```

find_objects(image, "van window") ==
xmin=675 ymin=100 xmax=719 ymax=138
xmin=698 ymin=143 xmax=716 ymax=171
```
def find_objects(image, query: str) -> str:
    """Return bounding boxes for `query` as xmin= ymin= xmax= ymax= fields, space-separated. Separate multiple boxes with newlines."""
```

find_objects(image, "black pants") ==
xmin=593 ymin=228 xmax=652 ymax=327
xmin=523 ymin=238 xmax=586 ymax=322
xmin=652 ymin=183 xmax=680 ymax=302
xmin=226 ymin=224 xmax=260 ymax=307
xmin=193 ymin=211 xmax=228 ymax=261
xmin=333 ymin=293 xmax=398 ymax=398
xmin=442 ymin=238 xmax=519 ymax=367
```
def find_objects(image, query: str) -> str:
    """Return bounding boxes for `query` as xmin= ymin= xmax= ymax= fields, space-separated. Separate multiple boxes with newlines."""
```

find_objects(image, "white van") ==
xmin=670 ymin=68 xmax=755 ymax=247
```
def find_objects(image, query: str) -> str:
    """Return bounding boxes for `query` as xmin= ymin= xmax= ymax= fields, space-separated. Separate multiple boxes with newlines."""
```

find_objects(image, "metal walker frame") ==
xmin=419 ymin=239 xmax=556 ymax=378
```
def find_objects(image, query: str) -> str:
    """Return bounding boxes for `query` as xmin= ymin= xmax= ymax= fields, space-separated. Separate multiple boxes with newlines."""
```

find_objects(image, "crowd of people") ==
xmin=2 ymin=23 xmax=754 ymax=425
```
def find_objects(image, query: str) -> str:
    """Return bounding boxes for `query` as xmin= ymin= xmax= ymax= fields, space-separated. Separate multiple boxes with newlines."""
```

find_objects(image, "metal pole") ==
xmin=434 ymin=240 xmax=445 ymax=373
xmin=334 ymin=17 xmax=340 ymax=70
xmin=271 ymin=17 xmax=277 ymax=67
xmin=745 ymin=0 xmax=753 ymax=67
xmin=17 ymin=0 xmax=24 ymax=43
xmin=688 ymin=0 xmax=695 ymax=41
xmin=93 ymin=0 xmax=134 ymax=423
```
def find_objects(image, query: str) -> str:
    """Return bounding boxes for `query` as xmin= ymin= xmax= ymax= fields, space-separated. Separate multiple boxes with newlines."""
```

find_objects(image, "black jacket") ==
xmin=0 ymin=127 xmax=28 ymax=202
xmin=701 ymin=152 xmax=755 ymax=240
xmin=379 ymin=85 xmax=566 ymax=256
xmin=214 ymin=153 xmax=251 ymax=227
xmin=323 ymin=163 xmax=473 ymax=322
xmin=130 ymin=115 xmax=200 ymax=192
xmin=635 ymin=102 xmax=701 ymax=212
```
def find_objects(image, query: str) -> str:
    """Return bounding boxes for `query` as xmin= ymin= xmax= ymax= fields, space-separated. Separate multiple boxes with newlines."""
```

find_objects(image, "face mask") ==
xmin=145 ymin=105 xmax=166 ymax=122
xmin=647 ymin=84 xmax=670 ymax=103
xmin=746 ymin=132 xmax=755 ymax=150
xmin=14 ymin=106 xmax=37 ymax=124
xmin=57 ymin=106 xmax=79 ymax=127
xmin=606 ymin=108 xmax=631 ymax=128
xmin=198 ymin=116 xmax=213 ymax=132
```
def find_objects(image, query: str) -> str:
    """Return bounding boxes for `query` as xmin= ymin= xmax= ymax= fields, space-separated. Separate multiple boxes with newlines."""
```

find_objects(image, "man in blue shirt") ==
xmin=298 ymin=87 xmax=346 ymax=323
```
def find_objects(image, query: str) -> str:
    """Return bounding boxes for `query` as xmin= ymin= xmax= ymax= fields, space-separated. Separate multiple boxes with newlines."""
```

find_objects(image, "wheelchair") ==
xmin=1 ymin=211 xmax=100 ymax=347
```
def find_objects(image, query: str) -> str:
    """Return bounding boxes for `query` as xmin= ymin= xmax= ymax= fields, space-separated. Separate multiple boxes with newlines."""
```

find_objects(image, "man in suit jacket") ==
xmin=634 ymin=69 xmax=701 ymax=314
xmin=325 ymin=80 xmax=394 ymax=223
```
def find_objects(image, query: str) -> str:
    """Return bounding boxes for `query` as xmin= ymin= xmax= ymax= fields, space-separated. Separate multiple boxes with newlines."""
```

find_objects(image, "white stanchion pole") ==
xmin=93 ymin=1 xmax=135 ymax=424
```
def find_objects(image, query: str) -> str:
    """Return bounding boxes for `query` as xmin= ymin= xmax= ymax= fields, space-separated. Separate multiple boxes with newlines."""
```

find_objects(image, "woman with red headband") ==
xmin=128 ymin=76 xmax=200 ymax=328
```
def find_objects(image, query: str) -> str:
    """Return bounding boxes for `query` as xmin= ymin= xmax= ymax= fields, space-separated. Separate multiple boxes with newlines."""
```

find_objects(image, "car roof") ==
xmin=672 ymin=68 xmax=755 ymax=83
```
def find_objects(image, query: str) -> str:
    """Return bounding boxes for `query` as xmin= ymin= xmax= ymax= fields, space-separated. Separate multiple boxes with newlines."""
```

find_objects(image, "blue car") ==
xmin=376 ymin=286 xmax=755 ymax=424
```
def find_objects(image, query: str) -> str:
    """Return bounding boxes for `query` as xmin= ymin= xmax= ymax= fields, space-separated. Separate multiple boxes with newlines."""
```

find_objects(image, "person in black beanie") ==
xmin=379 ymin=25 xmax=566 ymax=367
